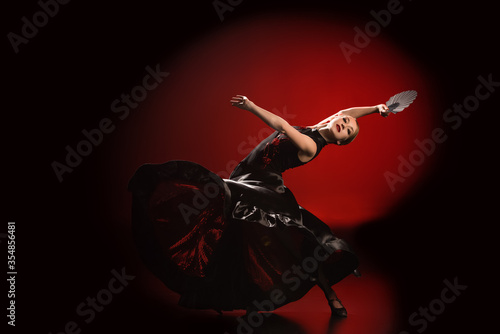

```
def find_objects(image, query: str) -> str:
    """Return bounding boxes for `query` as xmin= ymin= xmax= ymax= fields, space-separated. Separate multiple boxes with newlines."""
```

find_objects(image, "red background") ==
xmin=113 ymin=13 xmax=440 ymax=226
xmin=104 ymin=16 xmax=441 ymax=331
xmin=6 ymin=0 xmax=494 ymax=333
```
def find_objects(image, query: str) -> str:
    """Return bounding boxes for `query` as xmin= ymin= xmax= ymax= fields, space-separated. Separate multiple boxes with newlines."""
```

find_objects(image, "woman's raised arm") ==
xmin=230 ymin=95 xmax=317 ymax=161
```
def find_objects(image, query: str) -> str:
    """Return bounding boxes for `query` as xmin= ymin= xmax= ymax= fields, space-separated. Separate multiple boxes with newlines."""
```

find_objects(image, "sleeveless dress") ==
xmin=128 ymin=126 xmax=359 ymax=311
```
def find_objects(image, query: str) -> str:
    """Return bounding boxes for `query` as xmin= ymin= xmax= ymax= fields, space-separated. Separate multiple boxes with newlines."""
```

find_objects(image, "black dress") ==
xmin=128 ymin=126 xmax=359 ymax=311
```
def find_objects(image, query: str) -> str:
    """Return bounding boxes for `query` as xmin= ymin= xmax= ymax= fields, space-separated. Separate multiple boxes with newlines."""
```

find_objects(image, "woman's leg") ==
xmin=317 ymin=264 xmax=347 ymax=316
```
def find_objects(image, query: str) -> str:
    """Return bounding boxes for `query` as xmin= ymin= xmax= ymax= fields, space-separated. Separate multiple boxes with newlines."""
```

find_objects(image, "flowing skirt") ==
xmin=128 ymin=160 xmax=359 ymax=311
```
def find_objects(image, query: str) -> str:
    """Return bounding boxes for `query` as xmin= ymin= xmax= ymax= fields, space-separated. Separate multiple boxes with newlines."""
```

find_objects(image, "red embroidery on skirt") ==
xmin=149 ymin=180 xmax=226 ymax=278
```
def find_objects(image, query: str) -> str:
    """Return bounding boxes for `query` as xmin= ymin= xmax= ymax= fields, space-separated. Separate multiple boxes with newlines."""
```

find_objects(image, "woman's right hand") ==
xmin=376 ymin=104 xmax=390 ymax=117
xmin=230 ymin=95 xmax=253 ymax=111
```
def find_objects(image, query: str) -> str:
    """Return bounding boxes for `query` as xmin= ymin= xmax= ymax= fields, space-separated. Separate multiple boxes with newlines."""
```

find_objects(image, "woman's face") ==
xmin=328 ymin=115 xmax=358 ymax=144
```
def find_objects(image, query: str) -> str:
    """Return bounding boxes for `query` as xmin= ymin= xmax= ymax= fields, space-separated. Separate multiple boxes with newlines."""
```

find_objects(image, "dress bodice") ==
xmin=230 ymin=126 xmax=328 ymax=179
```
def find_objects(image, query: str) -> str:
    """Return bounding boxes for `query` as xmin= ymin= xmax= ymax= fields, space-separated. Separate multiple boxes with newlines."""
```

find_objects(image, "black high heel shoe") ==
xmin=328 ymin=298 xmax=347 ymax=318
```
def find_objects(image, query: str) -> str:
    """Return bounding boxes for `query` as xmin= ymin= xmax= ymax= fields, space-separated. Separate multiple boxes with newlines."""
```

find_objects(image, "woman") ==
xmin=128 ymin=95 xmax=391 ymax=317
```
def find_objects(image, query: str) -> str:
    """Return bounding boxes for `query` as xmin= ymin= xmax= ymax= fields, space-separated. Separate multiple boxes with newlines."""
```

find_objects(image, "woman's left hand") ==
xmin=230 ymin=95 xmax=253 ymax=111
xmin=376 ymin=104 xmax=390 ymax=117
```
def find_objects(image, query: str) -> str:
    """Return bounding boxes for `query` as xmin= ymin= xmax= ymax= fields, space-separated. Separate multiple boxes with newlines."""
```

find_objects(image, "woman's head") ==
xmin=327 ymin=114 xmax=359 ymax=145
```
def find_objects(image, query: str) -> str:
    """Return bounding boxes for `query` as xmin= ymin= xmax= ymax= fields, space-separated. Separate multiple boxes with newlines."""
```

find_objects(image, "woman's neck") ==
xmin=317 ymin=126 xmax=334 ymax=144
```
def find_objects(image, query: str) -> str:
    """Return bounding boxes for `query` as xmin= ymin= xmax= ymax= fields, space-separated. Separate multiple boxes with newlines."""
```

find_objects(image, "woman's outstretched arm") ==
xmin=310 ymin=104 xmax=390 ymax=128
xmin=340 ymin=105 xmax=389 ymax=118
xmin=230 ymin=95 xmax=288 ymax=132
xmin=230 ymin=95 xmax=317 ymax=162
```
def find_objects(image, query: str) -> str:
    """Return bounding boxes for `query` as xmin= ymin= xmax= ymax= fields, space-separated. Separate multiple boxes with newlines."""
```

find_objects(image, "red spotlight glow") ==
xmin=116 ymin=13 xmax=440 ymax=227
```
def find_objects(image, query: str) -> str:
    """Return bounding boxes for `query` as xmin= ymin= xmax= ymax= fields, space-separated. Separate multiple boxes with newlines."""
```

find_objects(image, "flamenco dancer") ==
xmin=128 ymin=92 xmax=416 ymax=317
